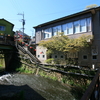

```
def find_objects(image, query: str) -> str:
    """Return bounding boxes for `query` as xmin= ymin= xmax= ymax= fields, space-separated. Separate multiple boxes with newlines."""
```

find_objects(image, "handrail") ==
xmin=18 ymin=45 xmax=26 ymax=54
xmin=81 ymin=67 xmax=100 ymax=100
xmin=26 ymin=50 xmax=40 ymax=63
xmin=17 ymin=44 xmax=40 ymax=64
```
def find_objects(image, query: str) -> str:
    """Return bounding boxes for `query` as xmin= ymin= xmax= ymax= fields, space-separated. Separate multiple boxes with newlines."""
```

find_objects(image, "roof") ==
xmin=33 ymin=6 xmax=100 ymax=28
xmin=0 ymin=18 xmax=14 ymax=26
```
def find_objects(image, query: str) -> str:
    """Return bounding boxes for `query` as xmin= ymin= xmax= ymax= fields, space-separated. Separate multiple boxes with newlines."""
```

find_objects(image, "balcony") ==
xmin=0 ymin=35 xmax=15 ymax=46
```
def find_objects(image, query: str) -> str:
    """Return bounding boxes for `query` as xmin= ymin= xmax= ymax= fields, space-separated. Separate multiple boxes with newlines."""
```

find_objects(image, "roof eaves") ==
xmin=0 ymin=18 xmax=14 ymax=26
xmin=33 ymin=6 xmax=100 ymax=28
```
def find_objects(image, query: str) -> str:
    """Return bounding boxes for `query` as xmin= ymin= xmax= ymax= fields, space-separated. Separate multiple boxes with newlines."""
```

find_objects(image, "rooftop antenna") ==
xmin=17 ymin=12 xmax=25 ymax=38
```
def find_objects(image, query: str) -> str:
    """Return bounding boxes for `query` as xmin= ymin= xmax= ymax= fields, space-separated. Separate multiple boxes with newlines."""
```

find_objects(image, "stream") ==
xmin=0 ymin=73 xmax=76 ymax=100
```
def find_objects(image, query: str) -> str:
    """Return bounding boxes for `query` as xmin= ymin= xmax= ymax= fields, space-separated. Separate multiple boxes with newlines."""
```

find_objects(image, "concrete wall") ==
xmin=36 ymin=46 xmax=47 ymax=63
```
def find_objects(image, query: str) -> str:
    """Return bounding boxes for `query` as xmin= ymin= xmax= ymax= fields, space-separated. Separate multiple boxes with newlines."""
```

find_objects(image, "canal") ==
xmin=0 ymin=73 xmax=77 ymax=100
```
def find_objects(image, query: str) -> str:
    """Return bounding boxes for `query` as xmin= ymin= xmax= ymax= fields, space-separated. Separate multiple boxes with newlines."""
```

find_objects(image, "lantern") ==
xmin=22 ymin=42 xmax=25 ymax=44
xmin=34 ymin=49 xmax=36 ymax=51
xmin=25 ymin=44 xmax=28 ymax=46
xmin=30 ymin=46 xmax=33 ymax=49
xmin=40 ymin=51 xmax=43 ymax=54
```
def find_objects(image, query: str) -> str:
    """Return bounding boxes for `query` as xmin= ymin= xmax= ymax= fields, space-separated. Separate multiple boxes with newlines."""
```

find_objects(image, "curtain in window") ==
xmin=87 ymin=17 xmax=91 ymax=32
xmin=62 ymin=24 xmax=67 ymax=35
xmin=80 ymin=19 xmax=86 ymax=32
xmin=44 ymin=28 xmax=52 ymax=39
xmin=67 ymin=22 xmax=73 ymax=34
xmin=53 ymin=25 xmax=61 ymax=36
xmin=74 ymin=21 xmax=80 ymax=33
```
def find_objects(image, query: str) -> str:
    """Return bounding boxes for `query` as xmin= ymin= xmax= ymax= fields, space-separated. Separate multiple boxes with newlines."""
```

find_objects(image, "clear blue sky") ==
xmin=0 ymin=0 xmax=100 ymax=37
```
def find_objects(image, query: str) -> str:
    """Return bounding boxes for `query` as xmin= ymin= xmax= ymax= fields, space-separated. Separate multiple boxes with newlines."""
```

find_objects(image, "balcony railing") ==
xmin=0 ymin=36 xmax=15 ymax=46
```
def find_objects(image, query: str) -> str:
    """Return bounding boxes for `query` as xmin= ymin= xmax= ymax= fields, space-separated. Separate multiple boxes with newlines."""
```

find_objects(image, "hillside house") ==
xmin=34 ymin=6 xmax=100 ymax=68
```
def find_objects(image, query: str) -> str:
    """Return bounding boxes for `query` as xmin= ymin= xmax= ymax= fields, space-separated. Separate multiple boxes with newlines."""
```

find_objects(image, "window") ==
xmin=43 ymin=17 xmax=91 ymax=38
xmin=44 ymin=28 xmax=52 ymax=39
xmin=83 ymin=55 xmax=87 ymax=59
xmin=38 ymin=55 xmax=40 ymax=58
xmin=74 ymin=20 xmax=80 ymax=33
xmin=87 ymin=17 xmax=91 ymax=32
xmin=49 ymin=55 xmax=52 ymax=58
xmin=0 ymin=26 xmax=5 ymax=31
xmin=61 ymin=55 xmax=63 ymax=58
xmin=62 ymin=24 xmax=67 ymax=35
xmin=67 ymin=22 xmax=73 ymax=34
xmin=55 ymin=55 xmax=57 ymax=58
xmin=92 ymin=55 xmax=97 ymax=59
xmin=80 ymin=19 xmax=86 ymax=32
xmin=53 ymin=25 xmax=61 ymax=36
xmin=43 ymin=55 xmax=45 ymax=58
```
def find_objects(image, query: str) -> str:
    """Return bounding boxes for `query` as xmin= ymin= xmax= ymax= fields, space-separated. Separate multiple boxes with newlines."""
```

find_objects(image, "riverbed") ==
xmin=0 ymin=73 xmax=76 ymax=100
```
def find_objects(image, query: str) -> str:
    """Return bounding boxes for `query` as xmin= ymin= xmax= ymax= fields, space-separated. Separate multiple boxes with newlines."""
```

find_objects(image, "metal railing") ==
xmin=81 ymin=67 xmax=100 ymax=100
xmin=17 ymin=45 xmax=40 ymax=64
xmin=0 ymin=38 xmax=15 ymax=46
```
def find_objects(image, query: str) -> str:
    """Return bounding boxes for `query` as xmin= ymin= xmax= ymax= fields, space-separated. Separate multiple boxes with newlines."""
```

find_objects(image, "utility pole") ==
xmin=18 ymin=12 xmax=25 ymax=38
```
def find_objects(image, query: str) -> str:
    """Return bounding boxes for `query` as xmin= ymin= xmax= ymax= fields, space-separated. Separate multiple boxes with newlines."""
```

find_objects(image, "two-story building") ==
xmin=0 ymin=18 xmax=15 ymax=47
xmin=34 ymin=6 xmax=100 ymax=68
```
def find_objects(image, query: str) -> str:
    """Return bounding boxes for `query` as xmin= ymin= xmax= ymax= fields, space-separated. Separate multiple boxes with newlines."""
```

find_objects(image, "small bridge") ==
xmin=81 ymin=67 xmax=100 ymax=100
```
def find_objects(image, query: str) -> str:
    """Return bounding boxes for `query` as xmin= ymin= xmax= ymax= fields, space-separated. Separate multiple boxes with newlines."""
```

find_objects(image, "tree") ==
xmin=39 ymin=34 xmax=92 ymax=54
xmin=85 ymin=4 xmax=98 ymax=10
xmin=39 ymin=34 xmax=93 ymax=65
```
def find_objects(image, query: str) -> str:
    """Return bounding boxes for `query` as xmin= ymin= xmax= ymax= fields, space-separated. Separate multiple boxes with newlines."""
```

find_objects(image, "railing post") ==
xmin=98 ymin=73 xmax=100 ymax=100
xmin=81 ymin=68 xmax=100 ymax=100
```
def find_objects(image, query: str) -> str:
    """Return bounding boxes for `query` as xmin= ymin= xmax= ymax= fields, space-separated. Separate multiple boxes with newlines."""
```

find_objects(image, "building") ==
xmin=34 ymin=6 xmax=100 ymax=68
xmin=0 ymin=18 xmax=15 ymax=46
xmin=15 ymin=30 xmax=31 ymax=44
xmin=0 ymin=18 xmax=16 ymax=70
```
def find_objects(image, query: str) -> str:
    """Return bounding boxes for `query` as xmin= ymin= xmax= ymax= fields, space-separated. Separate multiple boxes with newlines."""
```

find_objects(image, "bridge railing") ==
xmin=81 ymin=67 xmax=100 ymax=100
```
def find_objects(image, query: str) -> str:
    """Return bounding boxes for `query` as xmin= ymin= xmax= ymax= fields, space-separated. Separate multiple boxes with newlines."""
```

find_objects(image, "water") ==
xmin=0 ymin=73 xmax=75 ymax=100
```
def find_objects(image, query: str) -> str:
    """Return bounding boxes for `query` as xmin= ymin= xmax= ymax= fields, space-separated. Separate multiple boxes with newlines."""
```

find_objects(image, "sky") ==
xmin=0 ymin=0 xmax=100 ymax=37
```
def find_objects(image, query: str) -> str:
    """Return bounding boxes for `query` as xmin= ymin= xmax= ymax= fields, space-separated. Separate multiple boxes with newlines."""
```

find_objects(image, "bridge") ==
xmin=0 ymin=18 xmax=40 ymax=71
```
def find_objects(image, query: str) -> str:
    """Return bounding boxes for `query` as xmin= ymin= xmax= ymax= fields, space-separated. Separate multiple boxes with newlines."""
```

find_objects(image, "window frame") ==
xmin=92 ymin=55 xmax=97 ymax=60
xmin=73 ymin=20 xmax=80 ymax=33
xmin=67 ymin=22 xmax=73 ymax=35
xmin=0 ymin=26 xmax=5 ymax=31
xmin=83 ymin=55 xmax=88 ymax=60
xmin=80 ymin=18 xmax=86 ymax=32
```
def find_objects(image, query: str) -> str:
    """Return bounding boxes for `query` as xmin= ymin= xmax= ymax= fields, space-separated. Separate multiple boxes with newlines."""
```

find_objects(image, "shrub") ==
xmin=45 ymin=58 xmax=54 ymax=64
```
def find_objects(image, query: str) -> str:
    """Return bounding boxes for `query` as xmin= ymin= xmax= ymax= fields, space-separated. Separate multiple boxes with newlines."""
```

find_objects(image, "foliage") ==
xmin=39 ymin=34 xmax=93 ymax=54
xmin=45 ymin=58 xmax=54 ymax=64
xmin=46 ymin=49 xmax=54 ymax=56
xmin=16 ymin=66 xmax=33 ymax=74
xmin=85 ymin=4 xmax=98 ymax=10
xmin=0 ymin=64 xmax=3 ymax=67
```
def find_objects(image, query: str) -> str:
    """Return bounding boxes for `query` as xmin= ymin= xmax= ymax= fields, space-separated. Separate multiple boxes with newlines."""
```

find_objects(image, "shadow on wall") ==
xmin=0 ymin=84 xmax=46 ymax=100
xmin=7 ymin=47 xmax=22 ymax=71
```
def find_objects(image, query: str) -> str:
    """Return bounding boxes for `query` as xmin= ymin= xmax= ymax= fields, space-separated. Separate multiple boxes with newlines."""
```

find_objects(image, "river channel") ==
xmin=0 ymin=73 xmax=77 ymax=100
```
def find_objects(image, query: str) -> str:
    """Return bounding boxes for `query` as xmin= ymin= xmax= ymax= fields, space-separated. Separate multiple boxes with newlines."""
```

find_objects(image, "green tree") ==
xmin=39 ymin=33 xmax=93 ymax=65
xmin=85 ymin=4 xmax=98 ymax=10
xmin=39 ymin=34 xmax=92 ymax=54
